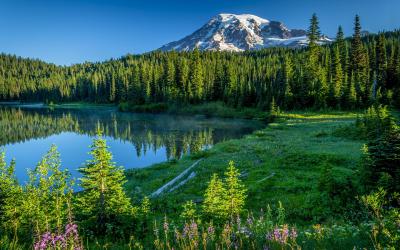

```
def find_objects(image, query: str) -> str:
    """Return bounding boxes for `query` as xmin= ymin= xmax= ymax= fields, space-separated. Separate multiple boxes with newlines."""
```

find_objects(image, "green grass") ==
xmin=125 ymin=111 xmax=364 ymax=225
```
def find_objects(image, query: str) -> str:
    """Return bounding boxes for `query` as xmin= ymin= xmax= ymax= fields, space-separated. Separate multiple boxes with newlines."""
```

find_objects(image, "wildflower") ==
xmin=246 ymin=215 xmax=253 ymax=226
xmin=207 ymin=224 xmax=215 ymax=236
xmin=290 ymin=227 xmax=298 ymax=240
xmin=163 ymin=216 xmax=169 ymax=233
xmin=236 ymin=215 xmax=241 ymax=229
xmin=239 ymin=226 xmax=253 ymax=238
xmin=174 ymin=228 xmax=181 ymax=240
xmin=189 ymin=221 xmax=198 ymax=240
xmin=183 ymin=223 xmax=190 ymax=238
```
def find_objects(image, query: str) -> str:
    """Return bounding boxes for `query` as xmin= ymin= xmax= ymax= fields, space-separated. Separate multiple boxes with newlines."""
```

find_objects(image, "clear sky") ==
xmin=1 ymin=0 xmax=399 ymax=65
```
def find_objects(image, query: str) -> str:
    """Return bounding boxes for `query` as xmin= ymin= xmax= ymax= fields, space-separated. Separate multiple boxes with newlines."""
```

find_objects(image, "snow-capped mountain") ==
xmin=159 ymin=13 xmax=332 ymax=52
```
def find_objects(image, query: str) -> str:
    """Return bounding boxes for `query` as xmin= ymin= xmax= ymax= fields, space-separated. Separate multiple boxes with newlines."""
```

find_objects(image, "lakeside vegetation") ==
xmin=0 ymin=106 xmax=261 ymax=162
xmin=119 ymin=101 xmax=270 ymax=120
xmin=0 ymin=13 xmax=399 ymax=249
xmin=0 ymin=107 xmax=399 ymax=249
xmin=0 ymin=15 xmax=399 ymax=115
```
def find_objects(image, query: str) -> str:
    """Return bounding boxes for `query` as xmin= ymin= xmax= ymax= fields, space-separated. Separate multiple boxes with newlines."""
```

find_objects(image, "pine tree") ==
xmin=190 ymin=49 xmax=204 ymax=102
xmin=305 ymin=13 xmax=325 ymax=107
xmin=202 ymin=173 xmax=227 ymax=220
xmin=165 ymin=59 xmax=177 ymax=101
xmin=270 ymin=97 xmax=279 ymax=118
xmin=336 ymin=26 xmax=348 ymax=79
xmin=77 ymin=131 xmax=131 ymax=234
xmin=348 ymin=74 xmax=357 ymax=109
xmin=362 ymin=123 xmax=400 ymax=193
xmin=375 ymin=34 xmax=387 ymax=100
xmin=109 ymin=74 xmax=116 ymax=102
xmin=307 ymin=13 xmax=321 ymax=47
xmin=283 ymin=55 xmax=294 ymax=109
xmin=213 ymin=62 xmax=224 ymax=101
xmin=224 ymin=161 xmax=247 ymax=217
xmin=177 ymin=58 xmax=189 ymax=102
xmin=351 ymin=15 xmax=368 ymax=105
xmin=330 ymin=45 xmax=343 ymax=107
xmin=181 ymin=200 xmax=197 ymax=221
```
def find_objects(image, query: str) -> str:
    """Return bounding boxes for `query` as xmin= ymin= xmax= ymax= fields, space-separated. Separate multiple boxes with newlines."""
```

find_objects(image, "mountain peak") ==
xmin=159 ymin=13 xmax=331 ymax=52
xmin=214 ymin=13 xmax=270 ymax=24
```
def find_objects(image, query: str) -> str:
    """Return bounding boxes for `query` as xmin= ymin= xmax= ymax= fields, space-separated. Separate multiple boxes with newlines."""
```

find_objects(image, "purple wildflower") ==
xmin=290 ymin=227 xmax=298 ymax=240
xmin=207 ymin=224 xmax=215 ymax=235
xmin=183 ymin=223 xmax=190 ymax=238
xmin=246 ymin=216 xmax=253 ymax=226
xmin=189 ymin=221 xmax=198 ymax=239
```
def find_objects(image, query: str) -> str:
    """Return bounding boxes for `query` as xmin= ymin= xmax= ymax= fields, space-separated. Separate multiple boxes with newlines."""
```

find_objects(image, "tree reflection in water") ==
xmin=0 ymin=106 xmax=262 ymax=167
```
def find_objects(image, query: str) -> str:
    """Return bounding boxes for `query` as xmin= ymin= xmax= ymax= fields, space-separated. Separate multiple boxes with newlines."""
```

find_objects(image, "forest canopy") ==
xmin=0 ymin=16 xmax=399 ymax=111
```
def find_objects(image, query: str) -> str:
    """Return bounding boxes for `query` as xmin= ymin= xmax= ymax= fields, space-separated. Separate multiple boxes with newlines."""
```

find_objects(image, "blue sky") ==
xmin=1 ymin=0 xmax=399 ymax=65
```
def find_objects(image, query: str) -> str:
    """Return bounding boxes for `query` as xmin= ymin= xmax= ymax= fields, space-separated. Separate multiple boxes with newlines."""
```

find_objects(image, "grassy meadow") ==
xmin=125 ymin=111 xmax=364 ymax=225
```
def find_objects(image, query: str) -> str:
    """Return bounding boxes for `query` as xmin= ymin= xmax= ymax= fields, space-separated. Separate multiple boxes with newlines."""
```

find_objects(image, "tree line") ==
xmin=0 ymin=15 xmax=399 ymax=110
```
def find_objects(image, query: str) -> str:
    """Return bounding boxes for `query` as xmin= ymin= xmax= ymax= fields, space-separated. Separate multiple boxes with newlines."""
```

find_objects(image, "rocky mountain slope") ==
xmin=159 ymin=13 xmax=332 ymax=52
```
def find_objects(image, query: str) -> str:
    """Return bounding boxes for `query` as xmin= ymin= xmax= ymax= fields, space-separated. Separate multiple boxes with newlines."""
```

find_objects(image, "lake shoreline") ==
xmin=0 ymin=101 xmax=272 ymax=121
xmin=0 ymin=104 xmax=264 ymax=182
xmin=118 ymin=101 xmax=272 ymax=121
xmin=125 ymin=111 xmax=363 ymax=225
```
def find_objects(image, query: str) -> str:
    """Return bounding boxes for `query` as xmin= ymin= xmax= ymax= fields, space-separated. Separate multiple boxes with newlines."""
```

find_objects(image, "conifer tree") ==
xmin=336 ymin=26 xmax=347 ymax=70
xmin=375 ymin=34 xmax=387 ymax=99
xmin=307 ymin=13 xmax=321 ymax=47
xmin=213 ymin=62 xmax=225 ymax=101
xmin=77 ymin=131 xmax=131 ymax=234
xmin=202 ymin=173 xmax=227 ymax=220
xmin=177 ymin=58 xmax=189 ymax=102
xmin=181 ymin=200 xmax=197 ymax=221
xmin=270 ymin=97 xmax=279 ymax=118
xmin=109 ymin=75 xmax=116 ymax=102
xmin=224 ymin=161 xmax=247 ymax=217
xmin=305 ymin=13 xmax=325 ymax=107
xmin=330 ymin=45 xmax=344 ymax=107
xmin=190 ymin=49 xmax=204 ymax=102
xmin=351 ymin=15 xmax=368 ymax=104
xmin=361 ymin=120 xmax=400 ymax=193
xmin=348 ymin=74 xmax=357 ymax=108
xmin=283 ymin=55 xmax=294 ymax=109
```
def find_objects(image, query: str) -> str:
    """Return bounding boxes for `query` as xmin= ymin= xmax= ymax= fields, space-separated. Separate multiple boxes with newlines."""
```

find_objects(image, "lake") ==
xmin=0 ymin=104 xmax=263 ymax=183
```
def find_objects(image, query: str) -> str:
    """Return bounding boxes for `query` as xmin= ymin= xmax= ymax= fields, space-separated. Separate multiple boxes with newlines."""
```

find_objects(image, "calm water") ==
xmin=0 ymin=104 xmax=263 ymax=183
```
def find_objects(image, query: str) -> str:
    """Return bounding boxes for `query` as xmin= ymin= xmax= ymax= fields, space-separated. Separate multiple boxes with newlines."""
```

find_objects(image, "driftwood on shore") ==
xmin=150 ymin=159 xmax=202 ymax=197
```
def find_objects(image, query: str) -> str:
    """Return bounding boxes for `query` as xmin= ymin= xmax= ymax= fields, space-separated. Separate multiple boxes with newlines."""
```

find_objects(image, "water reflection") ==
xmin=0 ymin=105 xmax=263 ymax=181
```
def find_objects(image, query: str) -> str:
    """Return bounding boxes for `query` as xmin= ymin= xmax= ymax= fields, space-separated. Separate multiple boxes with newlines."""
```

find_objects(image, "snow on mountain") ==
xmin=159 ymin=13 xmax=332 ymax=52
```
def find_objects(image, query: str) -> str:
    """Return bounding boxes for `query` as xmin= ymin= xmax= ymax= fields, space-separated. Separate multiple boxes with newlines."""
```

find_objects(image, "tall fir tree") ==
xmin=77 ymin=131 xmax=131 ymax=234
xmin=306 ymin=13 xmax=326 ymax=107
xmin=330 ymin=45 xmax=344 ymax=107
xmin=307 ymin=13 xmax=321 ymax=47
xmin=202 ymin=173 xmax=228 ymax=220
xmin=224 ymin=161 xmax=247 ymax=217
xmin=375 ymin=34 xmax=387 ymax=101
xmin=283 ymin=54 xmax=294 ymax=109
xmin=351 ymin=15 xmax=369 ymax=105
xmin=190 ymin=49 xmax=204 ymax=102
xmin=336 ymin=25 xmax=348 ymax=73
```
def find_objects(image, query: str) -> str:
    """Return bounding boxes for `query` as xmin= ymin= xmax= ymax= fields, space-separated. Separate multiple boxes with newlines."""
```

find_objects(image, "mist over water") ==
xmin=0 ymin=105 xmax=263 ymax=183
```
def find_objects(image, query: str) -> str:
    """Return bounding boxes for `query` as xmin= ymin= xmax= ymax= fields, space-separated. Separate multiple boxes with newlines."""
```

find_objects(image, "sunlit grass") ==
xmin=125 ymin=111 xmax=364 ymax=225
